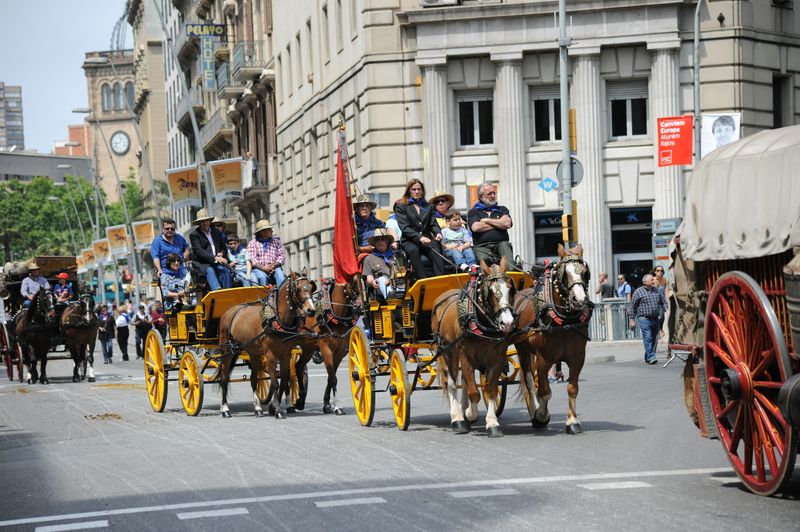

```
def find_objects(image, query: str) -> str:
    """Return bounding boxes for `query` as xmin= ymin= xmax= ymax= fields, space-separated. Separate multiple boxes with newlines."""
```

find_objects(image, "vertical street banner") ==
xmin=166 ymin=164 xmax=202 ymax=210
xmin=208 ymin=157 xmax=243 ymax=202
xmin=92 ymin=239 xmax=111 ymax=265
xmin=76 ymin=255 xmax=86 ymax=274
xmin=81 ymin=248 xmax=95 ymax=270
xmin=106 ymin=225 xmax=129 ymax=257
xmin=131 ymin=220 xmax=155 ymax=250
xmin=332 ymin=125 xmax=358 ymax=283
xmin=657 ymin=115 xmax=693 ymax=167
xmin=201 ymin=36 xmax=216 ymax=92
xmin=701 ymin=112 xmax=741 ymax=159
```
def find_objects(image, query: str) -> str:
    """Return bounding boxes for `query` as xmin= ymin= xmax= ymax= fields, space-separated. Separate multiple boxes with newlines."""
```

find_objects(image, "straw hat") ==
xmin=211 ymin=217 xmax=227 ymax=229
xmin=367 ymin=228 xmax=394 ymax=246
xmin=193 ymin=208 xmax=214 ymax=224
xmin=254 ymin=219 xmax=273 ymax=234
xmin=56 ymin=272 xmax=69 ymax=280
xmin=28 ymin=261 xmax=40 ymax=270
xmin=429 ymin=190 xmax=455 ymax=207
xmin=353 ymin=194 xmax=377 ymax=210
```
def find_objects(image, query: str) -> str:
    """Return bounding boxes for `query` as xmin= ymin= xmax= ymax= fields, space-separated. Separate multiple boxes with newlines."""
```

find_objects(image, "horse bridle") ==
xmin=478 ymin=271 xmax=516 ymax=325
xmin=286 ymin=275 xmax=316 ymax=318
xmin=34 ymin=290 xmax=55 ymax=324
xmin=553 ymin=255 xmax=590 ymax=311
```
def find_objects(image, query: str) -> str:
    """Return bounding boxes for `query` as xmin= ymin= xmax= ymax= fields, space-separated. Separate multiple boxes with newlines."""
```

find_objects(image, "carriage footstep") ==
xmin=486 ymin=426 xmax=504 ymax=438
xmin=451 ymin=420 xmax=470 ymax=434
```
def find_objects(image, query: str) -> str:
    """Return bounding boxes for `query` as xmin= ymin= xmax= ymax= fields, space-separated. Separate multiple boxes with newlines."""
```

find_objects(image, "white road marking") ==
xmin=315 ymin=497 xmax=386 ymax=508
xmin=0 ymin=467 xmax=730 ymax=528
xmin=577 ymin=481 xmax=652 ymax=490
xmin=35 ymin=520 xmax=108 ymax=531
xmin=448 ymin=488 xmax=518 ymax=498
xmin=708 ymin=476 xmax=738 ymax=483
xmin=177 ymin=508 xmax=249 ymax=520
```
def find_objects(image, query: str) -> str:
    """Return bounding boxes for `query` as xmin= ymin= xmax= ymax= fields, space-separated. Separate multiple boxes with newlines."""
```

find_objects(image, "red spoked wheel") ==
xmin=704 ymin=271 xmax=797 ymax=496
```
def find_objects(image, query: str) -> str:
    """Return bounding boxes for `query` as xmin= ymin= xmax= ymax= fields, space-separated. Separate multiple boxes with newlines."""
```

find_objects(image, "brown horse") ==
xmin=431 ymin=257 xmax=517 ymax=438
xmin=216 ymin=271 xmax=317 ymax=418
xmin=12 ymin=288 xmax=56 ymax=384
xmin=293 ymin=278 xmax=361 ymax=414
xmin=61 ymin=292 xmax=98 ymax=382
xmin=513 ymin=243 xmax=593 ymax=434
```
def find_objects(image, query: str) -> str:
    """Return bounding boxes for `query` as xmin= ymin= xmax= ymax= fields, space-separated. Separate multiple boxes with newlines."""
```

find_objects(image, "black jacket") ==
xmin=189 ymin=226 xmax=227 ymax=275
xmin=393 ymin=201 xmax=440 ymax=245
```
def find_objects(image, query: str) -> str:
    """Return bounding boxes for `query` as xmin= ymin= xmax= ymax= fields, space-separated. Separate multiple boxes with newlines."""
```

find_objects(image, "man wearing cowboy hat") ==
xmin=353 ymin=194 xmax=387 ymax=254
xmin=247 ymin=219 xmax=286 ymax=287
xmin=20 ymin=261 xmax=50 ymax=308
xmin=189 ymin=208 xmax=233 ymax=291
xmin=361 ymin=228 xmax=397 ymax=300
xmin=53 ymin=272 xmax=74 ymax=303
xmin=429 ymin=190 xmax=455 ymax=230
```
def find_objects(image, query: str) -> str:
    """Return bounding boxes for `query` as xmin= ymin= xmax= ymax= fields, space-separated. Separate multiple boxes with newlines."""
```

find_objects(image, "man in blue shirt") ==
xmin=20 ymin=262 xmax=50 ymax=308
xmin=150 ymin=218 xmax=190 ymax=277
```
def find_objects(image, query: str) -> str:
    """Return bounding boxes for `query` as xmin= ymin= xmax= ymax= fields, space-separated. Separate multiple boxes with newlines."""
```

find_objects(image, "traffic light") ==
xmin=562 ymin=200 xmax=578 ymax=243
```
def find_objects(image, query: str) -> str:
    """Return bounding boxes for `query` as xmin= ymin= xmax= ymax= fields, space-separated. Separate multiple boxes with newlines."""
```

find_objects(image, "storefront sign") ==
xmin=208 ymin=157 xmax=243 ymax=202
xmin=657 ymin=115 xmax=693 ymax=167
xmin=186 ymin=24 xmax=226 ymax=37
xmin=201 ymin=36 xmax=216 ymax=92
xmin=166 ymin=164 xmax=202 ymax=210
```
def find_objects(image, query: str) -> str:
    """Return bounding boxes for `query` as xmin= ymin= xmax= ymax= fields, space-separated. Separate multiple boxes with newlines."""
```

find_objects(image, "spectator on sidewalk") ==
xmin=115 ymin=308 xmax=131 ymax=361
xmin=131 ymin=303 xmax=152 ymax=360
xmin=629 ymin=273 xmax=668 ymax=365
xmin=595 ymin=272 xmax=615 ymax=300
xmin=98 ymin=306 xmax=115 ymax=364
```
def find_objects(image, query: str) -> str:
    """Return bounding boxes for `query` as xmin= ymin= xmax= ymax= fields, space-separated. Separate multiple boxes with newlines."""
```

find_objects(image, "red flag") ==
xmin=332 ymin=127 xmax=359 ymax=283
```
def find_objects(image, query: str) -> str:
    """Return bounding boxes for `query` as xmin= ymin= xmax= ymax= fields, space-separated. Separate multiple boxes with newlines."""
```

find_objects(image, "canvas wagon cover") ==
xmin=678 ymin=125 xmax=800 ymax=262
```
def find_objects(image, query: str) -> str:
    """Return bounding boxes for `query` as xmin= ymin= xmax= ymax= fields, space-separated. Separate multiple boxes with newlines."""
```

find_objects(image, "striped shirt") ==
xmin=247 ymin=237 xmax=285 ymax=268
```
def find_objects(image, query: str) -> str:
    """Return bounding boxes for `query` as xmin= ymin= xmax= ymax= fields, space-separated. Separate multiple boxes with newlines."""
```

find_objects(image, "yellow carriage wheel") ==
xmin=389 ymin=349 xmax=411 ymax=431
xmin=144 ymin=329 xmax=168 ymax=413
xmin=178 ymin=351 xmax=204 ymax=416
xmin=348 ymin=327 xmax=375 ymax=426
xmin=480 ymin=368 xmax=508 ymax=418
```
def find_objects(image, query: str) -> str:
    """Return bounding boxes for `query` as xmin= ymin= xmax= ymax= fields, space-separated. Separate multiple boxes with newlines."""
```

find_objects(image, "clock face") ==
xmin=110 ymin=131 xmax=130 ymax=155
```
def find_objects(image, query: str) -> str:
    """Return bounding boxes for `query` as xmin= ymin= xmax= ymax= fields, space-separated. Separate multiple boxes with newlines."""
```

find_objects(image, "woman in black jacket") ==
xmin=393 ymin=178 xmax=445 ymax=279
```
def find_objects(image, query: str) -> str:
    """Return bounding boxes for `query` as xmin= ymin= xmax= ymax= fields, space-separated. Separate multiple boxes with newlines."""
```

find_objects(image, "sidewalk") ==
xmin=585 ymin=338 xmax=670 ymax=364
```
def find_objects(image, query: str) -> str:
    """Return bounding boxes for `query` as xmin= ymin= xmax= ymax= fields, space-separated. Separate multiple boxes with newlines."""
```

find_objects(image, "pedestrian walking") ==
xmin=115 ymin=309 xmax=130 ymax=361
xmin=629 ymin=273 xmax=668 ymax=365
xmin=131 ymin=303 xmax=152 ymax=360
xmin=98 ymin=307 xmax=115 ymax=364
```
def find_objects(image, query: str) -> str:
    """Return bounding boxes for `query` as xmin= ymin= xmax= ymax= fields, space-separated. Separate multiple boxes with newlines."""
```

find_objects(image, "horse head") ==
xmin=555 ymin=243 xmax=590 ymax=309
xmin=289 ymin=268 xmax=317 ymax=318
xmin=79 ymin=293 xmax=96 ymax=323
xmin=479 ymin=256 xmax=516 ymax=334
xmin=37 ymin=289 xmax=57 ymax=324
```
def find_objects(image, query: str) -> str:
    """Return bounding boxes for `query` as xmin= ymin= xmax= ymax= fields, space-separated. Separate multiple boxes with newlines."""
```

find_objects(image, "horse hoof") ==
xmin=323 ymin=404 xmax=334 ymax=414
xmin=452 ymin=420 xmax=470 ymax=434
xmin=221 ymin=411 xmax=232 ymax=418
xmin=334 ymin=408 xmax=345 ymax=416
xmin=267 ymin=405 xmax=277 ymax=416
xmin=81 ymin=375 xmax=86 ymax=381
xmin=286 ymin=406 xmax=296 ymax=414
xmin=87 ymin=377 xmax=95 ymax=383
xmin=255 ymin=410 xmax=265 ymax=417
xmin=294 ymin=399 xmax=306 ymax=411
xmin=531 ymin=415 xmax=550 ymax=429
xmin=26 ymin=378 xmax=32 ymax=384
xmin=487 ymin=426 xmax=504 ymax=438
xmin=566 ymin=423 xmax=582 ymax=435
xmin=275 ymin=412 xmax=286 ymax=420
xmin=73 ymin=376 xmax=79 ymax=383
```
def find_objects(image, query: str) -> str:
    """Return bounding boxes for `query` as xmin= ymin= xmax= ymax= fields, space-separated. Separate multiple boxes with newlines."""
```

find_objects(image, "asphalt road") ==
xmin=1 ymin=340 xmax=798 ymax=531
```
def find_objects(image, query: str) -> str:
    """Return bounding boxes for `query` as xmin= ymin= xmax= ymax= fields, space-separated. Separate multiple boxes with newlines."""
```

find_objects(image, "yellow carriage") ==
xmin=348 ymin=271 xmax=535 ymax=430
xmin=143 ymin=286 xmax=303 ymax=416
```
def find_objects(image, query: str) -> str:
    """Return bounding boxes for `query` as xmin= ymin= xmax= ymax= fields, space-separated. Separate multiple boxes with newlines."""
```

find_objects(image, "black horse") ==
xmin=61 ymin=292 xmax=98 ymax=382
xmin=13 ymin=289 xmax=56 ymax=384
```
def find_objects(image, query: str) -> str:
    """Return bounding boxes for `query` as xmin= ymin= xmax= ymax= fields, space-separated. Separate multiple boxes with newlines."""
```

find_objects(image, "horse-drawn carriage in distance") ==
xmin=669 ymin=124 xmax=800 ymax=496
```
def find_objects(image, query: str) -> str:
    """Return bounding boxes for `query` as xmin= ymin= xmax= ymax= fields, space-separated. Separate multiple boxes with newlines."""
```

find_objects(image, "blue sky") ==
xmin=0 ymin=1 xmax=133 ymax=153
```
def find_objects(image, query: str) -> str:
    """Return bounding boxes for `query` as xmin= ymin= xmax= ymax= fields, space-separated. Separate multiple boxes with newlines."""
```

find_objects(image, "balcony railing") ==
xmin=200 ymin=108 xmax=234 ymax=150
xmin=232 ymin=41 xmax=266 ymax=80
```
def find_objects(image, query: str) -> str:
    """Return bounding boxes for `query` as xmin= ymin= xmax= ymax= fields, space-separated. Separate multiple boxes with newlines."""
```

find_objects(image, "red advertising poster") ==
xmin=657 ymin=115 xmax=693 ymax=167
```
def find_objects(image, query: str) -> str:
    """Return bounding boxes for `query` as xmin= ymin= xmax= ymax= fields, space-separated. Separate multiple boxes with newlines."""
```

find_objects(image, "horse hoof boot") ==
xmin=87 ymin=377 xmax=95 ymax=383
xmin=334 ymin=407 xmax=345 ymax=416
xmin=286 ymin=406 xmax=296 ymax=414
xmin=222 ymin=411 xmax=232 ymax=418
xmin=452 ymin=420 xmax=470 ymax=434
xmin=531 ymin=414 xmax=550 ymax=429
xmin=323 ymin=404 xmax=334 ymax=414
xmin=275 ymin=411 xmax=286 ymax=420
xmin=487 ymin=426 xmax=504 ymax=438
xmin=255 ymin=409 xmax=265 ymax=417
xmin=566 ymin=423 xmax=582 ymax=435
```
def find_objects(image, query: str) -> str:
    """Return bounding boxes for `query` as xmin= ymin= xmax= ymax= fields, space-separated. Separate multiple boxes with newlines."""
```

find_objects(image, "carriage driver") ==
xmin=361 ymin=228 xmax=397 ymax=301
xmin=20 ymin=262 xmax=50 ymax=308
xmin=467 ymin=183 xmax=514 ymax=265
xmin=53 ymin=273 xmax=74 ymax=304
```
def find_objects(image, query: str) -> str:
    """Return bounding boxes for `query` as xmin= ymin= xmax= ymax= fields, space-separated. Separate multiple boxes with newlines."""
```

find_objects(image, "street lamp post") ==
xmin=47 ymin=196 xmax=79 ymax=255
xmin=54 ymin=180 xmax=88 ymax=248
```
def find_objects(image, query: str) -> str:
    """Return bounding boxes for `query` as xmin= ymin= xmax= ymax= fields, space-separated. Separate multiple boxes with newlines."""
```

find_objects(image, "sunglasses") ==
xmin=436 ymin=199 xmax=450 ymax=204
xmin=163 ymin=227 xmax=175 ymax=231
xmin=655 ymin=269 xmax=664 ymax=273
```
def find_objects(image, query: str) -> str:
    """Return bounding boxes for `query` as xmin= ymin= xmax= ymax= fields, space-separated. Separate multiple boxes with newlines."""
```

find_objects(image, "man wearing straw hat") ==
xmin=361 ymin=229 xmax=397 ymax=301
xmin=353 ymin=194 xmax=386 ymax=254
xmin=247 ymin=219 xmax=286 ymax=287
xmin=20 ymin=261 xmax=50 ymax=308
xmin=189 ymin=208 xmax=233 ymax=291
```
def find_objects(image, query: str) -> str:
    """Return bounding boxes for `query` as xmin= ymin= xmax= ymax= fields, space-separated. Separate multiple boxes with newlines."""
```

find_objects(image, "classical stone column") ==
xmin=649 ymin=43 xmax=684 ymax=220
xmin=493 ymin=53 xmax=529 ymax=262
xmin=571 ymin=49 xmax=611 ymax=297
xmin=417 ymin=58 xmax=450 ymax=194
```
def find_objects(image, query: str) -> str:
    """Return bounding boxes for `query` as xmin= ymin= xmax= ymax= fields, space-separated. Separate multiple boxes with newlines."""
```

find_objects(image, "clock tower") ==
xmin=82 ymin=50 xmax=139 ymax=203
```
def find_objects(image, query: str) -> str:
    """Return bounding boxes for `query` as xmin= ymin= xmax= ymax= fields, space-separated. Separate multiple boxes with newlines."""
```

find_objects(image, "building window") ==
xmin=286 ymin=45 xmax=293 ymax=96
xmin=101 ymin=84 xmax=112 ymax=111
xmin=530 ymin=86 xmax=561 ymax=143
xmin=306 ymin=19 xmax=313 ymax=83
xmin=276 ymin=55 xmax=283 ymax=104
xmin=113 ymin=82 xmax=124 ymax=111
xmin=607 ymin=79 xmax=648 ymax=139
xmin=335 ymin=0 xmax=344 ymax=52
xmin=296 ymin=33 xmax=303 ymax=89
xmin=321 ymin=3 xmax=330 ymax=64
xmin=773 ymin=74 xmax=791 ymax=129
xmin=533 ymin=211 xmax=564 ymax=263
xmin=456 ymin=90 xmax=494 ymax=148
xmin=125 ymin=82 xmax=135 ymax=110
xmin=350 ymin=0 xmax=358 ymax=39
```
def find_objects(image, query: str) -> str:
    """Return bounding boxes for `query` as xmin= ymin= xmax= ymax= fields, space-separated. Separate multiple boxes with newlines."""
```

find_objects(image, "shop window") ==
xmin=608 ymin=79 xmax=648 ymax=139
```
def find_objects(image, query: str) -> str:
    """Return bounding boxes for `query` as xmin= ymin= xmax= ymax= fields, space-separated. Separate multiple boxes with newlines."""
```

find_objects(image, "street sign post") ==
xmin=556 ymin=156 xmax=583 ymax=187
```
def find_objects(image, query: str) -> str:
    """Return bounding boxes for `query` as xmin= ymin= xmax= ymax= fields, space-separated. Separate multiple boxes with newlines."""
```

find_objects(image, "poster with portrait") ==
xmin=208 ymin=157 xmax=243 ymax=202
xmin=132 ymin=220 xmax=155 ymax=250
xmin=81 ymin=248 xmax=95 ymax=270
xmin=106 ymin=225 xmax=129 ymax=256
xmin=166 ymin=164 xmax=202 ymax=210
xmin=701 ymin=113 xmax=741 ymax=159
xmin=92 ymin=239 xmax=111 ymax=265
